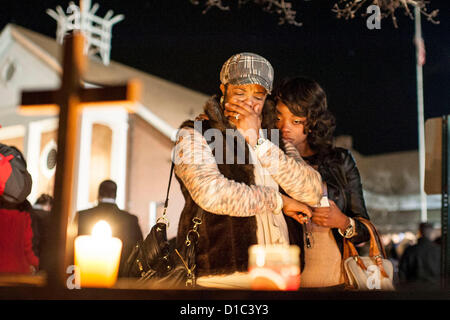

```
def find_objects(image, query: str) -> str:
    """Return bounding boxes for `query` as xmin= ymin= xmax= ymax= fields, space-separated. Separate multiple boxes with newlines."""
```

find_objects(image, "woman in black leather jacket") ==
xmin=274 ymin=77 xmax=371 ymax=288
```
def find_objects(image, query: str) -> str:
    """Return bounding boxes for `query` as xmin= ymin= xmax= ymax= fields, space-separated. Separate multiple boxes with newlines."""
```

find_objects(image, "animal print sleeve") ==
xmin=173 ymin=127 xmax=281 ymax=216
xmin=254 ymin=139 xmax=323 ymax=207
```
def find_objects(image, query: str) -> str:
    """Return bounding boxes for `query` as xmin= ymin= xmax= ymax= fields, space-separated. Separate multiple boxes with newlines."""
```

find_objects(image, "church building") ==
xmin=0 ymin=23 xmax=207 ymax=239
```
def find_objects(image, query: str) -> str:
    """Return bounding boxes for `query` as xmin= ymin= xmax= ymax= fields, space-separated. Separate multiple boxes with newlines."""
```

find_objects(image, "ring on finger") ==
xmin=235 ymin=113 xmax=240 ymax=120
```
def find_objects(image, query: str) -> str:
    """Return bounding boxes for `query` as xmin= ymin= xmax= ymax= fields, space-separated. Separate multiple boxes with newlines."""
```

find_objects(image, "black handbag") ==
xmin=123 ymin=162 xmax=203 ymax=288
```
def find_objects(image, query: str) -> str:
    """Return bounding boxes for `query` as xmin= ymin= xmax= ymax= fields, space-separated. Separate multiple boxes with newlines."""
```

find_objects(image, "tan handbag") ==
xmin=342 ymin=218 xmax=395 ymax=290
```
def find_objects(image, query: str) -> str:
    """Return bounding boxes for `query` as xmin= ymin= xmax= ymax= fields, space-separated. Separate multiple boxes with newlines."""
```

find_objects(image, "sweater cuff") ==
xmin=273 ymin=192 xmax=283 ymax=215
xmin=254 ymin=137 xmax=271 ymax=156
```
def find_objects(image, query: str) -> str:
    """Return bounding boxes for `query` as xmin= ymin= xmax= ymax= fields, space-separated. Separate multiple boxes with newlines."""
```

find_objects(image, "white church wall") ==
xmin=76 ymin=107 xmax=128 ymax=213
xmin=0 ymin=25 xmax=61 ymax=205
xmin=0 ymin=27 xmax=60 ymax=121
xmin=26 ymin=118 xmax=58 ymax=204
xmin=0 ymin=124 xmax=26 ymax=158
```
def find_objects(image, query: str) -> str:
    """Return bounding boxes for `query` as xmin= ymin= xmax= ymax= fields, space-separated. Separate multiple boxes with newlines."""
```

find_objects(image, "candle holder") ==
xmin=248 ymin=245 xmax=300 ymax=291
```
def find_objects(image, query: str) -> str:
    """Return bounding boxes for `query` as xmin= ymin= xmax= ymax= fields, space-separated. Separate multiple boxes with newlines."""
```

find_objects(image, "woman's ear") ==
xmin=220 ymin=84 xmax=225 ymax=95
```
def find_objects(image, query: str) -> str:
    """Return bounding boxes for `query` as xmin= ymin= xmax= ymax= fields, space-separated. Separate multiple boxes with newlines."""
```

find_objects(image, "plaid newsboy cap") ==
xmin=220 ymin=52 xmax=274 ymax=93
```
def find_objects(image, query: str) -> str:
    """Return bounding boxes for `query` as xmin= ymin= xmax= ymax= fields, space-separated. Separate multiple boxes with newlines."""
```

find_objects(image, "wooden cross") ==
xmin=19 ymin=31 xmax=140 ymax=289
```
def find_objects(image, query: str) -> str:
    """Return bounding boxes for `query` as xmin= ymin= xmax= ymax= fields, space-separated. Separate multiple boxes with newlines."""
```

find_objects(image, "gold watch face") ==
xmin=344 ymin=225 xmax=353 ymax=237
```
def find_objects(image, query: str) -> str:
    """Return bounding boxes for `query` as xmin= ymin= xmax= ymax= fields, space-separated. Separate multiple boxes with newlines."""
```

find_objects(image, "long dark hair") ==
xmin=274 ymin=77 xmax=336 ymax=156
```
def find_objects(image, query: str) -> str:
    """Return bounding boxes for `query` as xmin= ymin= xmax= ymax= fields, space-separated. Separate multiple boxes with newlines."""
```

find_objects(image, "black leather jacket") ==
xmin=285 ymin=147 xmax=370 ymax=271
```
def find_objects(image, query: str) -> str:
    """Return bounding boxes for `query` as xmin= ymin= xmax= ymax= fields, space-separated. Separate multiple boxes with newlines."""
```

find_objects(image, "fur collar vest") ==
xmin=175 ymin=96 xmax=283 ymax=277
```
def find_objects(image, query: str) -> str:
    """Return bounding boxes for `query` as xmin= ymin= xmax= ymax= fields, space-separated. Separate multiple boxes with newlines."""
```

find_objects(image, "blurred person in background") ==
xmin=30 ymin=194 xmax=53 ymax=272
xmin=399 ymin=223 xmax=440 ymax=290
xmin=76 ymin=180 xmax=143 ymax=277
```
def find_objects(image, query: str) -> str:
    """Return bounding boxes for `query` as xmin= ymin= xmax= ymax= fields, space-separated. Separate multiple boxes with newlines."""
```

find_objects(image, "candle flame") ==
xmin=92 ymin=220 xmax=112 ymax=238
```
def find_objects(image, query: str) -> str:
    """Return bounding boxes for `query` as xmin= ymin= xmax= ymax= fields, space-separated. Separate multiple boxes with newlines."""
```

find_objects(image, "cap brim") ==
xmin=228 ymin=76 xmax=272 ymax=94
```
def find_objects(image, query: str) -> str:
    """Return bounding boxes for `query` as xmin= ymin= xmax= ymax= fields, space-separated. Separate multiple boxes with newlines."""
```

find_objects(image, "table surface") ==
xmin=0 ymin=274 xmax=449 ymax=300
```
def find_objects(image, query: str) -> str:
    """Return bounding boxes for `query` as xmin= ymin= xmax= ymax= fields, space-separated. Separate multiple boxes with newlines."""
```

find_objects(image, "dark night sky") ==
xmin=1 ymin=0 xmax=449 ymax=155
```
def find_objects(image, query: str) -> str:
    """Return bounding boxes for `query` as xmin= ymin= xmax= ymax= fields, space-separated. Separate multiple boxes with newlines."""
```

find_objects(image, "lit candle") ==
xmin=248 ymin=245 xmax=300 ymax=291
xmin=74 ymin=220 xmax=122 ymax=288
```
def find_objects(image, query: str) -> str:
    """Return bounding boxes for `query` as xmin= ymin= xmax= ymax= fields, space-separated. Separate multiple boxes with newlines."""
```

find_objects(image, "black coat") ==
xmin=76 ymin=202 xmax=143 ymax=277
xmin=285 ymin=147 xmax=371 ymax=271
xmin=398 ymin=238 xmax=441 ymax=289
xmin=30 ymin=208 xmax=51 ymax=271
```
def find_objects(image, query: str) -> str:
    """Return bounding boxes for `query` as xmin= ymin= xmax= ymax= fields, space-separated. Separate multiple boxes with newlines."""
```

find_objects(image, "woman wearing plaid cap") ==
xmin=173 ymin=53 xmax=322 ymax=287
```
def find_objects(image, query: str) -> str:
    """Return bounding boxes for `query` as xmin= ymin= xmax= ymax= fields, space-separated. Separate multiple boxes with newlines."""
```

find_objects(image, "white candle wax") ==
xmin=74 ymin=220 xmax=122 ymax=288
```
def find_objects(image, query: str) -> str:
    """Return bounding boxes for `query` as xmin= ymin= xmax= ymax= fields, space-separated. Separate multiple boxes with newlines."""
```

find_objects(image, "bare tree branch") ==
xmin=333 ymin=0 xmax=439 ymax=28
xmin=191 ymin=0 xmax=303 ymax=26
xmin=189 ymin=0 xmax=439 ymax=28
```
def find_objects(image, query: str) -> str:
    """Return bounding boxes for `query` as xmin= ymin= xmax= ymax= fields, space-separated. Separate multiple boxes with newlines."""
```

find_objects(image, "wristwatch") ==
xmin=340 ymin=217 xmax=355 ymax=238
xmin=254 ymin=136 xmax=266 ymax=151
